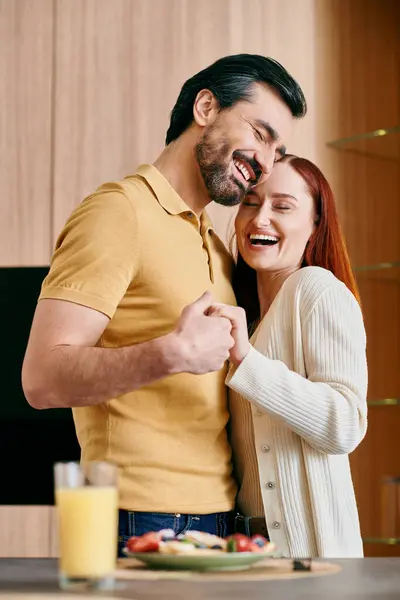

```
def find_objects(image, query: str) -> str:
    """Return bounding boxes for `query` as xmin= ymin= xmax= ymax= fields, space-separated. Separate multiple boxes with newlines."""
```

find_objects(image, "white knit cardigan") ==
xmin=228 ymin=266 xmax=368 ymax=558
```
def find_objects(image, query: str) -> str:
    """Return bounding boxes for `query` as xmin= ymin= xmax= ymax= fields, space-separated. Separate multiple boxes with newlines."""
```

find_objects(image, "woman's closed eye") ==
xmin=274 ymin=204 xmax=292 ymax=211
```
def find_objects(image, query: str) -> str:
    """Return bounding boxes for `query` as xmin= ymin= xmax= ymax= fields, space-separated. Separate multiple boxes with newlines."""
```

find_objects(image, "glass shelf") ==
xmin=367 ymin=399 xmax=400 ymax=407
xmin=363 ymin=538 xmax=400 ymax=545
xmin=327 ymin=125 xmax=400 ymax=160
xmin=354 ymin=261 xmax=400 ymax=282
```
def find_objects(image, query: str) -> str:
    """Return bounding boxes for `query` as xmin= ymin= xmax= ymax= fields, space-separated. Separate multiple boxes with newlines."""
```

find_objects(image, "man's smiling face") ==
xmin=195 ymin=82 xmax=295 ymax=207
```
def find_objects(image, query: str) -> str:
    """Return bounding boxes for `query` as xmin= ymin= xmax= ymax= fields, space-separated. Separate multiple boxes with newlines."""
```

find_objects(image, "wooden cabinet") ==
xmin=49 ymin=506 xmax=59 ymax=558
xmin=322 ymin=0 xmax=400 ymax=556
xmin=0 ymin=0 xmax=318 ymax=261
xmin=0 ymin=0 xmax=54 ymax=266
xmin=0 ymin=506 xmax=59 ymax=559
xmin=0 ymin=507 xmax=54 ymax=558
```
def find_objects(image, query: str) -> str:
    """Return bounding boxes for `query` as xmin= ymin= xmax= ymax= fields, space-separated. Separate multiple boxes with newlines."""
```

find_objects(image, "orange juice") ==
xmin=56 ymin=486 xmax=118 ymax=578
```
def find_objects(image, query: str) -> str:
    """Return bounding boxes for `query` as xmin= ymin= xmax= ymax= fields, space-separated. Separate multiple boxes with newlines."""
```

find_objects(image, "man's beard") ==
xmin=195 ymin=128 xmax=245 ymax=207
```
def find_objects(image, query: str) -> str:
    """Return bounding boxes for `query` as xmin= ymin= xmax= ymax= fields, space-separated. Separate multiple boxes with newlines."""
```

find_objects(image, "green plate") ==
xmin=124 ymin=550 xmax=276 ymax=571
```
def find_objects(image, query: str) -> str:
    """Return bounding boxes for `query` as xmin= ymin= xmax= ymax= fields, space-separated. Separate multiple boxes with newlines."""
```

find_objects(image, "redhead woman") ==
xmin=210 ymin=155 xmax=368 ymax=558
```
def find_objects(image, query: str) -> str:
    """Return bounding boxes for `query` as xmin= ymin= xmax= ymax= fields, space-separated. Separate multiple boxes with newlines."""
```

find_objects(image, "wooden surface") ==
xmin=0 ymin=507 xmax=53 ymax=558
xmin=0 ymin=0 xmax=54 ymax=265
xmin=116 ymin=557 xmax=341 ymax=581
xmin=0 ymin=558 xmax=398 ymax=599
xmin=0 ymin=595 xmax=116 ymax=600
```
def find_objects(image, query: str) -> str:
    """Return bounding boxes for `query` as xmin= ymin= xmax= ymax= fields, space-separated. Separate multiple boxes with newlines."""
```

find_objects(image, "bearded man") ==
xmin=22 ymin=54 xmax=306 ymax=553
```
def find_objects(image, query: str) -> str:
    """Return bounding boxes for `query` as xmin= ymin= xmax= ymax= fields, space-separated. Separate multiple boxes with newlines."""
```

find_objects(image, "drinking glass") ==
xmin=54 ymin=461 xmax=118 ymax=590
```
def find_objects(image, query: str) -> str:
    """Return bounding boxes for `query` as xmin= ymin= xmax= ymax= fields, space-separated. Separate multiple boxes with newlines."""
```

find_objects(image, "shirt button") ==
xmin=272 ymin=521 xmax=280 ymax=529
xmin=261 ymin=445 xmax=270 ymax=453
xmin=266 ymin=482 xmax=275 ymax=489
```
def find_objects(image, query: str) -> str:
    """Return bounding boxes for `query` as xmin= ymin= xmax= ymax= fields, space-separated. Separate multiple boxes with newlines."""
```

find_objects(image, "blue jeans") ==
xmin=118 ymin=510 xmax=235 ymax=557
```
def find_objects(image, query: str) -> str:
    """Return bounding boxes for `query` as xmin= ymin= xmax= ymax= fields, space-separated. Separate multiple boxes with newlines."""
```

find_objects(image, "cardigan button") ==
xmin=266 ymin=481 xmax=275 ymax=489
xmin=272 ymin=521 xmax=281 ymax=529
xmin=261 ymin=445 xmax=270 ymax=453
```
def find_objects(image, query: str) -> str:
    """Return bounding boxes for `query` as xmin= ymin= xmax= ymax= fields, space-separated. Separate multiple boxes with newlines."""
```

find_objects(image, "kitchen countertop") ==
xmin=0 ymin=558 xmax=399 ymax=599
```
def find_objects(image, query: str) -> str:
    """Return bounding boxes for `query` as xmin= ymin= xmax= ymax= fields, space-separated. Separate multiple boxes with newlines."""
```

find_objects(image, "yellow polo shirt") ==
xmin=40 ymin=164 xmax=237 ymax=513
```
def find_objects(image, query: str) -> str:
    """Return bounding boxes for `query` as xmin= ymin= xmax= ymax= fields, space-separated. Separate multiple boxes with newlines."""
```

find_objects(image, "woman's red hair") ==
xmin=233 ymin=154 xmax=361 ymax=325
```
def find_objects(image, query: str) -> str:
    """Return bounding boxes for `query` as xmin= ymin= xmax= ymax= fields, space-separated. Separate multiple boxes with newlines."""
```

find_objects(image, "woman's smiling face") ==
xmin=235 ymin=160 xmax=316 ymax=275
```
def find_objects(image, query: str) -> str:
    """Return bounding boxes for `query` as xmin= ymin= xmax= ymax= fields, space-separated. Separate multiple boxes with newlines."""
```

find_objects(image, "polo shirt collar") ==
xmin=135 ymin=164 xmax=192 ymax=215
xmin=134 ymin=164 xmax=214 ymax=232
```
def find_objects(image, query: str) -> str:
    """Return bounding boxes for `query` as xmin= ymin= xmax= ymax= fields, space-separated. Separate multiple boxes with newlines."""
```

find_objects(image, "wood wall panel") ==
xmin=315 ymin=0 xmax=400 ymax=556
xmin=0 ymin=0 xmax=53 ymax=265
xmin=351 ymin=407 xmax=400 ymax=554
xmin=49 ymin=506 xmax=59 ymax=558
xmin=51 ymin=0 xmax=317 ymax=245
xmin=0 ymin=506 xmax=52 ymax=558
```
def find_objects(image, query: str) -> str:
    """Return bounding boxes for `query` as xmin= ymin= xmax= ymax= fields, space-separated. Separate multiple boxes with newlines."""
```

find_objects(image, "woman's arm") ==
xmin=213 ymin=284 xmax=368 ymax=455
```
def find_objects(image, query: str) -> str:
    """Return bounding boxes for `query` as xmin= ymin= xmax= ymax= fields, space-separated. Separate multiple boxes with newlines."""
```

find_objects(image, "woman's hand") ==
xmin=207 ymin=304 xmax=250 ymax=366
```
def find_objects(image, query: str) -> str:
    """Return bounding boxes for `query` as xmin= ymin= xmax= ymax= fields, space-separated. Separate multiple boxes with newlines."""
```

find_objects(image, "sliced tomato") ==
xmin=225 ymin=533 xmax=252 ymax=553
xmin=126 ymin=536 xmax=139 ymax=552
xmin=126 ymin=532 xmax=161 ymax=553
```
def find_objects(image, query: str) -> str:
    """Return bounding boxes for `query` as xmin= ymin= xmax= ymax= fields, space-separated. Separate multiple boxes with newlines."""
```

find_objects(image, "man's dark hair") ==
xmin=165 ymin=54 xmax=307 ymax=145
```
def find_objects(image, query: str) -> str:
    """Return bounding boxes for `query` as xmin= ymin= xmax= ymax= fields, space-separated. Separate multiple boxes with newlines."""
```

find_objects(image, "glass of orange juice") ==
xmin=54 ymin=461 xmax=118 ymax=590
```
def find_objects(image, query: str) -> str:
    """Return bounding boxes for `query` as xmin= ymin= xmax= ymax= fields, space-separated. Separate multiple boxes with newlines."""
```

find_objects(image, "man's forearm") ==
xmin=24 ymin=333 xmax=183 ymax=409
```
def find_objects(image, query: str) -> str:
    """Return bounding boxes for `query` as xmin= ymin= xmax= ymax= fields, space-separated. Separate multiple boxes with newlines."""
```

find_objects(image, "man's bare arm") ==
xmin=22 ymin=294 xmax=233 ymax=409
